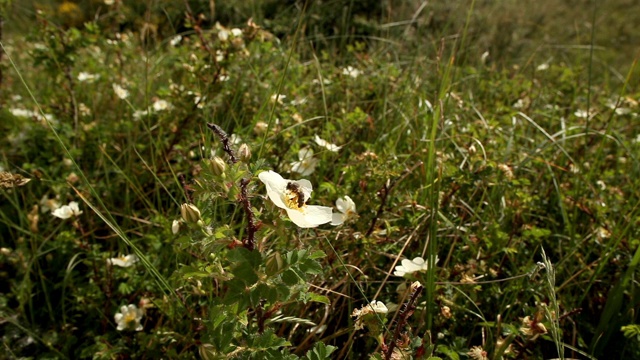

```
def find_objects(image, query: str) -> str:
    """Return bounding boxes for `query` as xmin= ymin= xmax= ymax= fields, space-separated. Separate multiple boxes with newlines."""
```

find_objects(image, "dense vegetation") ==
xmin=1 ymin=0 xmax=639 ymax=359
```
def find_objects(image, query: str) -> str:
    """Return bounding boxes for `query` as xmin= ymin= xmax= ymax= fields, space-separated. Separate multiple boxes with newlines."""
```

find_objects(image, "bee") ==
xmin=285 ymin=182 xmax=306 ymax=208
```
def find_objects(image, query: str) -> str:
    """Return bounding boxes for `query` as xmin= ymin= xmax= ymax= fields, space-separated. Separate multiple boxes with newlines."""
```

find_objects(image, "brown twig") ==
xmin=239 ymin=178 xmax=258 ymax=251
xmin=384 ymin=282 xmax=423 ymax=360
xmin=208 ymin=123 xmax=258 ymax=251
xmin=207 ymin=123 xmax=238 ymax=164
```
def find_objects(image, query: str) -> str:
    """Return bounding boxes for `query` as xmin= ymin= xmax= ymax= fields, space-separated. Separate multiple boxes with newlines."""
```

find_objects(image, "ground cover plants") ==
xmin=1 ymin=0 xmax=640 ymax=359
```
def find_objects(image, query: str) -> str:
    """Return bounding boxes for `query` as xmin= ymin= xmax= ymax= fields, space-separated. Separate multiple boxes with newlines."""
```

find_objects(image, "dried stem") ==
xmin=384 ymin=282 xmax=423 ymax=360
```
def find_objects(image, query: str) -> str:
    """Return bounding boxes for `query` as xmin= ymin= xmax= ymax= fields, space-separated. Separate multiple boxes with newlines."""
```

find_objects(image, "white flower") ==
xmin=104 ymin=0 xmax=115 ymax=5
xmin=133 ymin=109 xmax=150 ymax=120
xmin=270 ymin=93 xmax=286 ymax=104
xmin=114 ymin=304 xmax=144 ymax=331
xmin=313 ymin=135 xmax=341 ymax=152
xmin=40 ymin=196 xmax=60 ymax=213
xmin=258 ymin=170 xmax=332 ymax=228
xmin=342 ymin=66 xmax=361 ymax=78
xmin=152 ymin=99 xmax=171 ymax=112
xmin=393 ymin=256 xmax=439 ymax=277
xmin=169 ymin=35 xmax=182 ymax=46
xmin=113 ymin=84 xmax=129 ymax=99
xmin=171 ymin=219 xmax=181 ymax=234
xmin=231 ymin=28 xmax=243 ymax=37
xmin=368 ymin=300 xmax=388 ymax=314
xmin=351 ymin=300 xmax=388 ymax=330
xmin=536 ymin=63 xmax=549 ymax=71
xmin=77 ymin=72 xmax=99 ymax=82
xmin=331 ymin=196 xmax=356 ymax=226
xmin=52 ymin=201 xmax=83 ymax=219
xmin=107 ymin=254 xmax=138 ymax=267
xmin=290 ymin=148 xmax=318 ymax=176
xmin=218 ymin=29 xmax=229 ymax=42
xmin=9 ymin=108 xmax=34 ymax=118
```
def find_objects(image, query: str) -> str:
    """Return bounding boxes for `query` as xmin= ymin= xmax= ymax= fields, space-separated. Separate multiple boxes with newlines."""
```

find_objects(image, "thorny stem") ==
xmin=384 ymin=282 xmax=423 ymax=360
xmin=240 ymin=178 xmax=257 ymax=251
xmin=208 ymin=123 xmax=258 ymax=251
xmin=207 ymin=123 xmax=238 ymax=164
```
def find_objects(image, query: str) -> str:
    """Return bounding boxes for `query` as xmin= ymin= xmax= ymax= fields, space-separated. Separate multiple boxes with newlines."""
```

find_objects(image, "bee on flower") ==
xmin=258 ymin=170 xmax=332 ymax=228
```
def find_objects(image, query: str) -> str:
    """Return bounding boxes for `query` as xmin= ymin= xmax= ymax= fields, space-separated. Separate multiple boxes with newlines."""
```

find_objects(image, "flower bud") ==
xmin=171 ymin=219 xmax=181 ymax=234
xmin=180 ymin=203 xmax=201 ymax=224
xmin=238 ymin=143 xmax=251 ymax=163
xmin=209 ymin=156 xmax=227 ymax=176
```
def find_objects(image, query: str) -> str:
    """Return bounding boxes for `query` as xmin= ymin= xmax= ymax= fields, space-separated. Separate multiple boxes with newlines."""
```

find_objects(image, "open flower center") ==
xmin=124 ymin=311 xmax=138 ymax=325
xmin=283 ymin=182 xmax=305 ymax=210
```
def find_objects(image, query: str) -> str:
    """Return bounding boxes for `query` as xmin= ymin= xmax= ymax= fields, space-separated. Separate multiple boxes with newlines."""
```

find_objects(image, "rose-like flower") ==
xmin=114 ymin=304 xmax=144 ymax=331
xmin=258 ymin=170 xmax=332 ymax=228
xmin=393 ymin=256 xmax=439 ymax=277
xmin=313 ymin=135 xmax=341 ymax=152
xmin=52 ymin=201 xmax=83 ymax=219
xmin=107 ymin=254 xmax=138 ymax=267
xmin=290 ymin=148 xmax=318 ymax=176
xmin=331 ymin=196 xmax=356 ymax=226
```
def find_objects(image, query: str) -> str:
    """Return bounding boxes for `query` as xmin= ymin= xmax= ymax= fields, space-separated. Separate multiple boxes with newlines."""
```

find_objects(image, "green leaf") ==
xmin=303 ymin=342 xmax=337 ymax=360
xmin=282 ymin=269 xmax=301 ymax=286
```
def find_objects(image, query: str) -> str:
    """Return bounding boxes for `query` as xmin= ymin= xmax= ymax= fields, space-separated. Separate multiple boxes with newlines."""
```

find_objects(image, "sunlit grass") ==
xmin=1 ymin=1 xmax=640 ymax=359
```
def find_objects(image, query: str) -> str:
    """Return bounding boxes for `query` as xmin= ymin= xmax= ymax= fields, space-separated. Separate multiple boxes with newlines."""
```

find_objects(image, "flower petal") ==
xmin=331 ymin=212 xmax=345 ymax=226
xmin=286 ymin=205 xmax=332 ymax=228
xmin=258 ymin=170 xmax=288 ymax=209
xmin=336 ymin=196 xmax=356 ymax=214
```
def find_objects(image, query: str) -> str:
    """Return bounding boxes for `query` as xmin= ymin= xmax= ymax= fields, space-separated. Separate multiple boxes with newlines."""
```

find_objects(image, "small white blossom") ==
xmin=290 ymin=148 xmax=318 ymax=176
xmin=351 ymin=300 xmax=388 ymax=330
xmin=258 ymin=170 xmax=332 ymax=228
xmin=77 ymin=72 xmax=99 ymax=83
xmin=574 ymin=109 xmax=588 ymax=118
xmin=218 ymin=29 xmax=229 ymax=42
xmin=104 ymin=0 xmax=115 ymax=5
xmin=107 ymin=254 xmax=138 ymax=267
xmin=40 ymin=196 xmax=60 ymax=213
xmin=52 ymin=201 xmax=83 ymax=219
xmin=394 ymin=256 xmax=439 ymax=277
xmin=133 ymin=109 xmax=150 ymax=120
xmin=314 ymin=135 xmax=341 ymax=152
xmin=270 ymin=93 xmax=286 ymax=104
xmin=152 ymin=99 xmax=171 ymax=112
xmin=331 ymin=196 xmax=356 ymax=226
xmin=536 ymin=63 xmax=550 ymax=71
xmin=113 ymin=84 xmax=129 ymax=100
xmin=169 ymin=35 xmax=182 ymax=46
xmin=342 ymin=66 xmax=361 ymax=78
xmin=231 ymin=28 xmax=243 ymax=37
xmin=114 ymin=304 xmax=144 ymax=331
